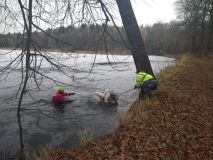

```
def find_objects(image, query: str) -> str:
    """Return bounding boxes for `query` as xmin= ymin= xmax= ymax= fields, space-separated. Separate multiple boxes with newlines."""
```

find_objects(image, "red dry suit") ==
xmin=52 ymin=92 xmax=70 ymax=106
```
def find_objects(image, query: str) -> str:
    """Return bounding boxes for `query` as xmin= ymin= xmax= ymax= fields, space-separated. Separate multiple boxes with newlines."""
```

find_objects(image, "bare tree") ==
xmin=175 ymin=0 xmax=213 ymax=54
xmin=116 ymin=0 xmax=154 ymax=75
xmin=207 ymin=0 xmax=213 ymax=53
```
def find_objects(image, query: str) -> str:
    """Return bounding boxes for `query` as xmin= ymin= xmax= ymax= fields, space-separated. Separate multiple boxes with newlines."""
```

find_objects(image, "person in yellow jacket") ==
xmin=135 ymin=71 xmax=157 ymax=99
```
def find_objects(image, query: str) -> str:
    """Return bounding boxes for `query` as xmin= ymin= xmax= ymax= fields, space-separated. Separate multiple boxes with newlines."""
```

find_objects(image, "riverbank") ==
xmin=32 ymin=55 xmax=213 ymax=159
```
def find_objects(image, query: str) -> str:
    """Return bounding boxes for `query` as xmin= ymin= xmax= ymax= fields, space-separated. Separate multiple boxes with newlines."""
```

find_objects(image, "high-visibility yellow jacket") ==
xmin=136 ymin=72 xmax=154 ymax=88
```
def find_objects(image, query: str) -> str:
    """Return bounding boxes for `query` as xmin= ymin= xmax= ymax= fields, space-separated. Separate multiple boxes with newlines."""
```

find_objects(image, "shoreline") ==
xmin=0 ymin=47 xmax=176 ymax=57
xmin=0 ymin=47 xmax=130 ymax=55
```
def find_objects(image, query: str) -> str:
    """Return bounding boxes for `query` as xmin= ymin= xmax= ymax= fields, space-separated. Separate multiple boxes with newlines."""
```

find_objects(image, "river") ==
xmin=0 ymin=50 xmax=175 ymax=157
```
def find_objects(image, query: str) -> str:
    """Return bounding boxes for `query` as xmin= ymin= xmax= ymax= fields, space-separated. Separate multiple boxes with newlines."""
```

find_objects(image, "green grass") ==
xmin=78 ymin=129 xmax=94 ymax=144
xmin=25 ymin=145 xmax=53 ymax=160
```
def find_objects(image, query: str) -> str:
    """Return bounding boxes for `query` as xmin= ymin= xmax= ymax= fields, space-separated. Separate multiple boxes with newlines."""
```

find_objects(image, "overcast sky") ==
xmin=0 ymin=0 xmax=177 ymax=33
xmin=131 ymin=0 xmax=177 ymax=25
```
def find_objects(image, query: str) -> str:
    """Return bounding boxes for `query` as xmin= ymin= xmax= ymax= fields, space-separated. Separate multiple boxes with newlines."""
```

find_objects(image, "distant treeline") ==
xmin=0 ymin=24 xmax=128 ymax=54
xmin=0 ymin=21 xmax=212 ymax=55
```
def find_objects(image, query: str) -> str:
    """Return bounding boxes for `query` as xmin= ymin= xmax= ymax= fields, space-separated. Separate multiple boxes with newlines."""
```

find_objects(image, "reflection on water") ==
xmin=0 ymin=50 xmax=175 ymax=156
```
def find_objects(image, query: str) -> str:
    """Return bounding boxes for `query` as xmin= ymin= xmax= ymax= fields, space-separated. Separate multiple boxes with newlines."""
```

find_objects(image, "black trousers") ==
xmin=139 ymin=79 xmax=157 ymax=99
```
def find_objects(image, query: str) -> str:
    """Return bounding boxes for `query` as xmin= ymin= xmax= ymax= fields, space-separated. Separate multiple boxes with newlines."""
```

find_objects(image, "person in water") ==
xmin=52 ymin=87 xmax=75 ymax=109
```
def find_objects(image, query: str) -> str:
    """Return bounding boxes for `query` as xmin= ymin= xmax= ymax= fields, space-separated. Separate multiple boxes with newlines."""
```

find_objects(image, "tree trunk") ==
xmin=200 ymin=1 xmax=207 ymax=53
xmin=17 ymin=0 xmax=33 ymax=159
xmin=190 ymin=18 xmax=197 ymax=54
xmin=115 ymin=0 xmax=154 ymax=76
xmin=207 ymin=0 xmax=213 ymax=53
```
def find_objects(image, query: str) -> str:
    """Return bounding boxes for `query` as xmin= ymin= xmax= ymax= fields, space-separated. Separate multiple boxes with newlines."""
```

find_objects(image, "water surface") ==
xmin=0 ymin=50 xmax=175 ymax=156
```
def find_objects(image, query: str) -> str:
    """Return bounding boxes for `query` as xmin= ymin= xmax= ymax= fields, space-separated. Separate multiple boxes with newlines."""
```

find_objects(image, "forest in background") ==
xmin=0 ymin=20 xmax=212 ymax=55
xmin=0 ymin=0 xmax=213 ymax=55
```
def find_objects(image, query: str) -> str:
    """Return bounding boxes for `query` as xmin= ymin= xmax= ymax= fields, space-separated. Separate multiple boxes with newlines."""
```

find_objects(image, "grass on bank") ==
xmin=25 ymin=145 xmax=53 ymax=160
xmin=120 ymin=55 xmax=188 ymax=124
xmin=25 ymin=129 xmax=94 ymax=160
xmin=121 ymin=55 xmax=213 ymax=123
xmin=78 ymin=130 xmax=94 ymax=144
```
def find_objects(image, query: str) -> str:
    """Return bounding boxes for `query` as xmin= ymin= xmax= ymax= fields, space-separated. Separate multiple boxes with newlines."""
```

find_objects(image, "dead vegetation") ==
xmin=32 ymin=55 xmax=213 ymax=160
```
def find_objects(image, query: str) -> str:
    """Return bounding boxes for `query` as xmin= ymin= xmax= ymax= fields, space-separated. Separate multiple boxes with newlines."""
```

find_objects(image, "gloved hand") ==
xmin=69 ymin=93 xmax=75 ymax=96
